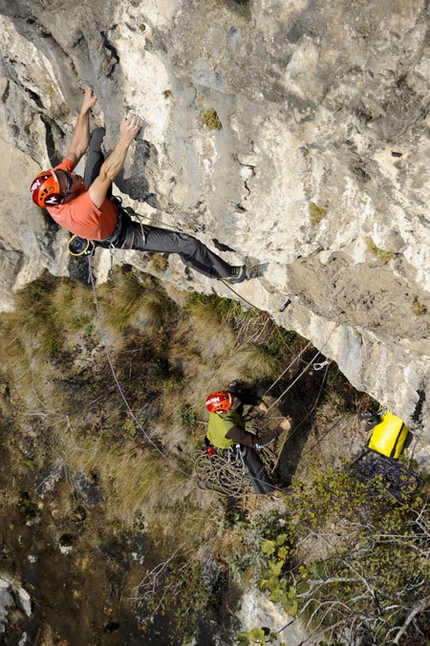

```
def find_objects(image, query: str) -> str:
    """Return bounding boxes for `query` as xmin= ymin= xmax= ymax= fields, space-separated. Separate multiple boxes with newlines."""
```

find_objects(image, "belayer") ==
xmin=205 ymin=384 xmax=293 ymax=495
xmin=30 ymin=86 xmax=249 ymax=283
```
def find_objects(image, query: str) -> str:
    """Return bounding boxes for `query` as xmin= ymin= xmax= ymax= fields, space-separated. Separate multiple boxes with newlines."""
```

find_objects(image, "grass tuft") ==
xmin=364 ymin=236 xmax=394 ymax=263
xmin=219 ymin=345 xmax=281 ymax=382
xmin=308 ymin=202 xmax=326 ymax=226
xmin=150 ymin=253 xmax=169 ymax=272
xmin=412 ymin=296 xmax=427 ymax=316
xmin=98 ymin=271 xmax=145 ymax=331
xmin=202 ymin=108 xmax=222 ymax=130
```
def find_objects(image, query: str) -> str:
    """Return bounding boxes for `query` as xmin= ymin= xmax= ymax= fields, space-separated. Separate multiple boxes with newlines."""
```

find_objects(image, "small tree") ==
xmin=254 ymin=464 xmax=430 ymax=645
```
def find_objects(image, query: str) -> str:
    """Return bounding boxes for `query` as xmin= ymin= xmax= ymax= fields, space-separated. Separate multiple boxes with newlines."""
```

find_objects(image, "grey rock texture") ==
xmin=0 ymin=0 xmax=429 ymax=466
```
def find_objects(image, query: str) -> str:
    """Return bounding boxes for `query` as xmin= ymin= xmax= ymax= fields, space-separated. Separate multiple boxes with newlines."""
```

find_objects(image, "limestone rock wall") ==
xmin=0 ymin=0 xmax=429 ymax=465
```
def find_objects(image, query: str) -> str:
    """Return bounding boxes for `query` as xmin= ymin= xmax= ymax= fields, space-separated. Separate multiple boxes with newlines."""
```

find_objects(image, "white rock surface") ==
xmin=0 ymin=576 xmax=32 ymax=632
xmin=237 ymin=589 xmax=311 ymax=645
xmin=0 ymin=577 xmax=13 ymax=632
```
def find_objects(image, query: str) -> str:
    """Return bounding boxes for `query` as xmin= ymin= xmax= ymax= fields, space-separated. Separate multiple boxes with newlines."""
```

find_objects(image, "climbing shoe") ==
xmin=223 ymin=265 xmax=247 ymax=284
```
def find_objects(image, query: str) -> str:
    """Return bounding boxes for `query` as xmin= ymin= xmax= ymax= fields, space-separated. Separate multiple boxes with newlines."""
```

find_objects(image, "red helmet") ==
xmin=30 ymin=170 xmax=63 ymax=207
xmin=205 ymin=391 xmax=232 ymax=414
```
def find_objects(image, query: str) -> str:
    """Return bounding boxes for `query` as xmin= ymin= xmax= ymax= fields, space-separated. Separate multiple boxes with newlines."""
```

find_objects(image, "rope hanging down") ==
xmin=87 ymin=255 xmax=192 ymax=482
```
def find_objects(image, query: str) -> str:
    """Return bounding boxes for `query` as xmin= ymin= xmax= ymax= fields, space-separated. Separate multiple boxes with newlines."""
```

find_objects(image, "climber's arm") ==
xmin=89 ymin=114 xmax=143 ymax=208
xmin=65 ymin=87 xmax=98 ymax=165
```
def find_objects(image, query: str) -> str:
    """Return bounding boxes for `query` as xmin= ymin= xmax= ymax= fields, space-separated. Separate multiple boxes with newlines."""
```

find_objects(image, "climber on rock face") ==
xmin=29 ymin=86 xmax=248 ymax=283
xmin=205 ymin=383 xmax=293 ymax=495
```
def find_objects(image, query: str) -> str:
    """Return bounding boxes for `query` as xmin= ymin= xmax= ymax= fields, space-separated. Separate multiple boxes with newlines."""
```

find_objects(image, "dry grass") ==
xmin=98 ymin=271 xmax=146 ymax=331
xmin=168 ymin=338 xmax=203 ymax=375
xmin=2 ymin=265 xmax=423 ymax=646
xmin=308 ymin=202 xmax=327 ymax=226
xmin=0 ymin=268 xmax=315 ymax=536
xmin=97 ymin=270 xmax=177 ymax=341
xmin=0 ymin=319 xmax=64 ymax=409
xmin=131 ymin=291 xmax=172 ymax=335
xmin=144 ymin=502 xmax=222 ymax=571
xmin=50 ymin=280 xmax=95 ymax=334
xmin=218 ymin=345 xmax=281 ymax=382
xmin=65 ymin=435 xmax=190 ymax=526
xmin=0 ymin=267 xmax=390 ymax=644
xmin=185 ymin=299 xmax=236 ymax=360
xmin=364 ymin=236 xmax=394 ymax=263
xmin=234 ymin=313 xmax=278 ymax=347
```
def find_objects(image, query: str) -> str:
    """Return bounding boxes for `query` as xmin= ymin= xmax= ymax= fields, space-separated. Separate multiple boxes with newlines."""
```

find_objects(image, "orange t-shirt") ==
xmin=46 ymin=159 xmax=118 ymax=240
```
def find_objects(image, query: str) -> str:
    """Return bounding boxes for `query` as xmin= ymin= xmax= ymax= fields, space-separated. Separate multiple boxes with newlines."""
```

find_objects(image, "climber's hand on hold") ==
xmin=279 ymin=416 xmax=293 ymax=431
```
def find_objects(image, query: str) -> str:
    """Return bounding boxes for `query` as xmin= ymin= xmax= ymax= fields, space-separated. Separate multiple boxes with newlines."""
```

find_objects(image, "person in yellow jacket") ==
xmin=205 ymin=385 xmax=292 ymax=495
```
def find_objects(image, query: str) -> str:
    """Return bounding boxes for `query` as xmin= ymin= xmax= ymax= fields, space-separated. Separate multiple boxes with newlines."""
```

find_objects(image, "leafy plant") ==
xmin=236 ymin=626 xmax=286 ymax=646
xmin=218 ymin=510 xmax=293 ymax=584
xmin=260 ymin=527 xmax=297 ymax=615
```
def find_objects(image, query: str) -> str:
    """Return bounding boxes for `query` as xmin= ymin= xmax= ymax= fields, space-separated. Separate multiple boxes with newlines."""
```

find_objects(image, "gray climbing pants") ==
xmin=85 ymin=128 xmax=233 ymax=280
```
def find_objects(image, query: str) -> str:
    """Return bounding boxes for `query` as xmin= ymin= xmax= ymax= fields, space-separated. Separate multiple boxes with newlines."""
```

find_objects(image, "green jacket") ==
xmin=207 ymin=410 xmax=245 ymax=449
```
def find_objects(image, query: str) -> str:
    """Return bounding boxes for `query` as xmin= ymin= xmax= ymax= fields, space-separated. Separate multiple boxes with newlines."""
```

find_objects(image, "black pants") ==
xmin=85 ymin=128 xmax=234 ymax=280
xmin=240 ymin=446 xmax=275 ymax=495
